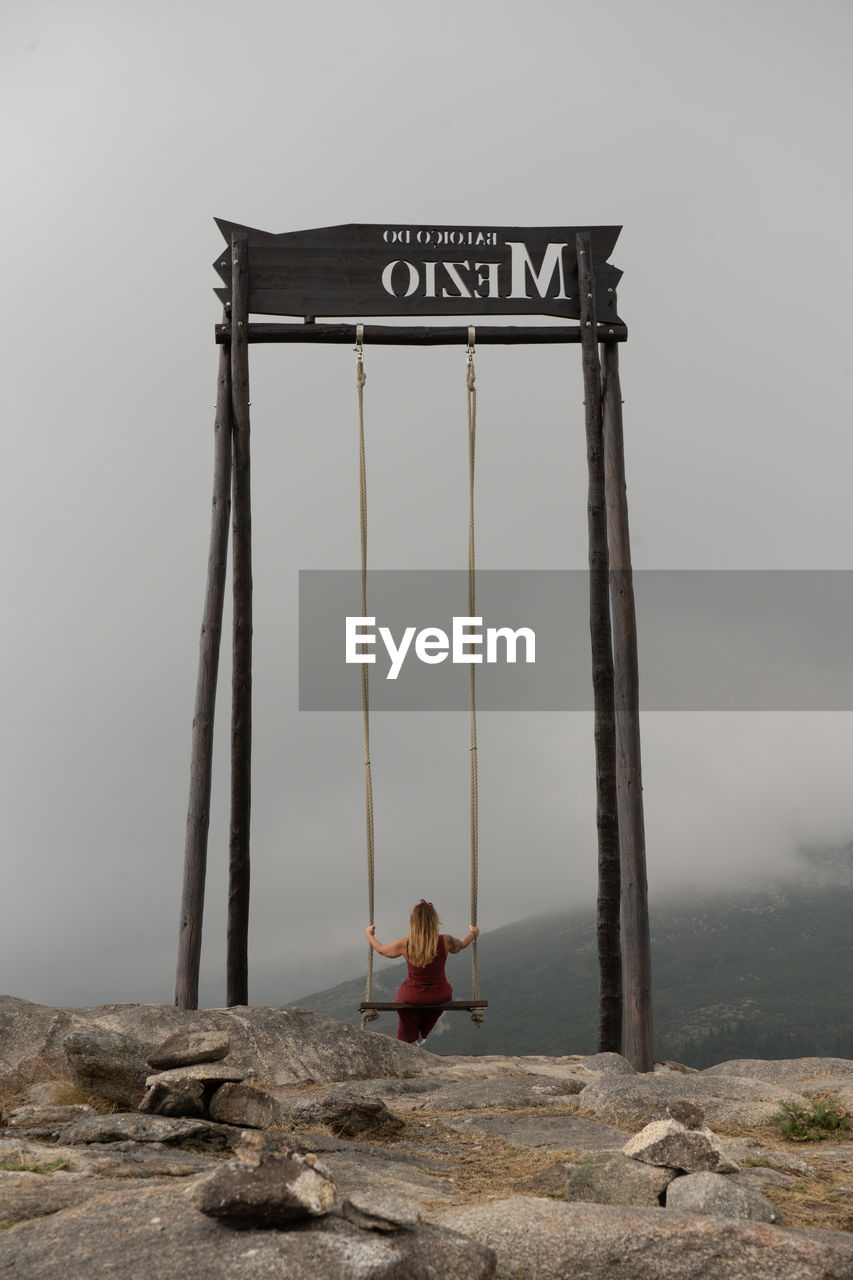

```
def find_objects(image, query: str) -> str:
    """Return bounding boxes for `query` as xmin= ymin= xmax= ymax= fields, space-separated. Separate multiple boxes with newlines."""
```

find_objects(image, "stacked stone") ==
xmin=140 ymin=1031 xmax=279 ymax=1128
xmin=565 ymin=1100 xmax=783 ymax=1223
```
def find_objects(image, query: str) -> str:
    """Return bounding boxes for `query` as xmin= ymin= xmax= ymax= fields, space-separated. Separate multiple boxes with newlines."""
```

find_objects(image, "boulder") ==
xmin=146 ymin=1031 xmax=230 ymax=1070
xmin=208 ymin=1082 xmax=280 ymax=1129
xmin=62 ymin=1027 xmax=149 ymax=1109
xmin=433 ymin=1196 xmax=853 ymax=1280
xmin=188 ymin=1141 xmax=336 ymax=1226
xmin=704 ymin=1058 xmax=853 ymax=1086
xmin=666 ymin=1171 xmax=781 ymax=1223
xmin=580 ymin=1070 xmax=810 ymax=1129
xmin=0 ymin=1184 xmax=497 ymax=1280
xmin=565 ymin=1151 xmax=676 ymax=1206
xmin=578 ymin=1052 xmax=637 ymax=1076
xmin=0 ymin=997 xmax=437 ymax=1092
xmin=623 ymin=1119 xmax=739 ymax=1174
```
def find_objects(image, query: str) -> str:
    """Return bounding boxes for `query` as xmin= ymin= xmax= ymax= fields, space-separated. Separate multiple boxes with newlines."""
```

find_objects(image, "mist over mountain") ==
xmin=297 ymin=844 xmax=853 ymax=1067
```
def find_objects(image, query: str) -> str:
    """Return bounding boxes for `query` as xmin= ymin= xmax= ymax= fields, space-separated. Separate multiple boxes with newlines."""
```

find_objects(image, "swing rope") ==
xmin=466 ymin=327 xmax=484 ymax=1027
xmin=356 ymin=328 xmax=379 ymax=1030
xmin=357 ymin=327 xmax=484 ymax=1029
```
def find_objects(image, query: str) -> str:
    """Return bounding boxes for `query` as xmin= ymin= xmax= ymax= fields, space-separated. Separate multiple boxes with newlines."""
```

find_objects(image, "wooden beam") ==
xmin=602 ymin=338 xmax=654 ymax=1072
xmin=215 ymin=322 xmax=628 ymax=346
xmin=175 ymin=327 xmax=233 ymax=1011
xmin=228 ymin=235 xmax=252 ymax=1008
xmin=358 ymin=1001 xmax=488 ymax=1012
xmin=578 ymin=232 xmax=622 ymax=1056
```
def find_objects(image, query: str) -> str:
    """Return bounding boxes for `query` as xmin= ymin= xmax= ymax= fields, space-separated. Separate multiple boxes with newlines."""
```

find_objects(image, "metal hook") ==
xmin=354 ymin=323 xmax=365 ymax=360
xmin=466 ymin=324 xmax=476 ymax=363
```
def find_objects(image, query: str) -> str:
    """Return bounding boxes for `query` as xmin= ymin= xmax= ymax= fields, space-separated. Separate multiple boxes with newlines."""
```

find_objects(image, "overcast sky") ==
xmin=2 ymin=0 xmax=852 ymax=1011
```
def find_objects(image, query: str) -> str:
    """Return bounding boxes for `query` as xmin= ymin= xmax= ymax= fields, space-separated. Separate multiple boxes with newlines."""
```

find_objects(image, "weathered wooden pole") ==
xmin=228 ymin=232 xmax=252 ymax=1007
xmin=577 ymin=232 xmax=622 ymax=1053
xmin=602 ymin=337 xmax=654 ymax=1071
xmin=175 ymin=325 xmax=234 ymax=1010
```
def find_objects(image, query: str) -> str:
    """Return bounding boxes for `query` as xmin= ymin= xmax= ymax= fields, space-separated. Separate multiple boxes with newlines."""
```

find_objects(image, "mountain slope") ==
xmin=297 ymin=848 xmax=853 ymax=1066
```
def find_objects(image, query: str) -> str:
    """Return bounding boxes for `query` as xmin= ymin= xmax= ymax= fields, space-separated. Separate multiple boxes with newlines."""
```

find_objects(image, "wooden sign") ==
xmin=214 ymin=221 xmax=622 ymax=322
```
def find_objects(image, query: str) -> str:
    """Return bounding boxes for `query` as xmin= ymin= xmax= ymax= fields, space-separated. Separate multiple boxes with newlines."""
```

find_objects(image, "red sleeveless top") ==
xmin=396 ymin=934 xmax=453 ymax=1005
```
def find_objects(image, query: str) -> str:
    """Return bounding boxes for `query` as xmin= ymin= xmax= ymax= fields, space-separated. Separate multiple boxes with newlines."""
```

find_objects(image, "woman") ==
xmin=366 ymin=900 xmax=480 ymax=1044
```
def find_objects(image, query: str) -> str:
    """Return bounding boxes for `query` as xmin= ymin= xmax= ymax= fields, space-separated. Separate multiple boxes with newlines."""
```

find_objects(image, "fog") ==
xmin=2 ymin=0 xmax=851 ymax=1009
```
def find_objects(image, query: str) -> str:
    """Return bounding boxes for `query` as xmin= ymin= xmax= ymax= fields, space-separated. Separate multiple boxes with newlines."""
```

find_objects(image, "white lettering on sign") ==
xmin=383 ymin=227 xmax=501 ymax=247
xmin=380 ymin=260 xmax=419 ymax=297
xmin=506 ymin=241 xmax=569 ymax=299
xmin=346 ymin=616 xmax=536 ymax=681
xmin=379 ymin=240 xmax=572 ymax=303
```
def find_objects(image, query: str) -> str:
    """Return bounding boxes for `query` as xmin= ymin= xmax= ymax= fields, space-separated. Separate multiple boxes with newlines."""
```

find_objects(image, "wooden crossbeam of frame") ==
xmin=359 ymin=1000 xmax=489 ymax=1012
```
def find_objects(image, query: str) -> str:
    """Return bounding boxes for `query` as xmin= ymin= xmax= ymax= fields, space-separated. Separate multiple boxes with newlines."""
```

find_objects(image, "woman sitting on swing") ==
xmin=366 ymin=900 xmax=480 ymax=1044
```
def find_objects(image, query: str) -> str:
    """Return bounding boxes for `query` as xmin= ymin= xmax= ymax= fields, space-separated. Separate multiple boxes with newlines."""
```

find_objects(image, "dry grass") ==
xmin=769 ymin=1175 xmax=853 ymax=1233
xmin=0 ymin=1057 xmax=118 ymax=1124
xmin=428 ymin=1130 xmax=573 ymax=1202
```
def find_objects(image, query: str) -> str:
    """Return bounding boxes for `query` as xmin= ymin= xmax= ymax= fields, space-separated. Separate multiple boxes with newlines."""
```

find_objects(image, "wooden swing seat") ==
xmin=359 ymin=1000 xmax=488 ymax=1013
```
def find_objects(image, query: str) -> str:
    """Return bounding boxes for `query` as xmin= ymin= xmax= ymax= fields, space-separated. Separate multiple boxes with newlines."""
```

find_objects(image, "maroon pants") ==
xmin=396 ymin=1004 xmax=446 ymax=1043
xmin=395 ymin=978 xmax=452 ymax=1043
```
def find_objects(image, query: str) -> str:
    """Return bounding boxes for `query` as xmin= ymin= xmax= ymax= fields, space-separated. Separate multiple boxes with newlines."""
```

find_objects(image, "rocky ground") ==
xmin=0 ymin=996 xmax=852 ymax=1278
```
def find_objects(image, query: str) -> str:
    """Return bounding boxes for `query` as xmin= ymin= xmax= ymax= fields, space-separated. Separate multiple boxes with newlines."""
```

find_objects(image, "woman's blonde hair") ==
xmin=407 ymin=901 xmax=439 ymax=967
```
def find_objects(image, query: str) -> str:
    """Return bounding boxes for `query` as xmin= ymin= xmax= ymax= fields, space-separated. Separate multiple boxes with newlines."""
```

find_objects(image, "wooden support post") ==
xmin=228 ymin=233 xmax=252 ymax=1007
xmin=577 ymin=233 xmax=622 ymax=1054
xmin=175 ymin=328 xmax=234 ymax=1010
xmin=602 ymin=338 xmax=654 ymax=1072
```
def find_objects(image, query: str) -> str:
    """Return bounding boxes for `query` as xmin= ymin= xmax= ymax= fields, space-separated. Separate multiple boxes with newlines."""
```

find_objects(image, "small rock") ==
xmin=623 ymin=1119 xmax=739 ymax=1174
xmin=188 ymin=1145 xmax=336 ymax=1226
xmin=289 ymin=1094 xmax=404 ymax=1139
xmin=139 ymin=1078 xmax=206 ymax=1118
xmin=565 ymin=1152 xmax=676 ymax=1207
xmin=146 ymin=1030 xmax=231 ymax=1070
xmin=666 ymin=1170 xmax=781 ymax=1223
xmin=209 ymin=1082 xmax=280 ymax=1129
xmin=666 ymin=1101 xmax=704 ymax=1129
xmin=144 ymin=1064 xmax=245 ymax=1088
xmin=341 ymin=1187 xmax=421 ymax=1231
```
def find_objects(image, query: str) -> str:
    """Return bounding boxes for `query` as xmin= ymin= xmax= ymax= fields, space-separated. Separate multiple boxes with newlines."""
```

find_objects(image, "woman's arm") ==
xmin=445 ymin=926 xmax=480 ymax=954
xmin=365 ymin=925 xmax=408 ymax=959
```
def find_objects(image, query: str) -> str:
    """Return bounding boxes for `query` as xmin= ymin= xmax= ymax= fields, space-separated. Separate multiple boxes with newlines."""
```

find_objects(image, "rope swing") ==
xmin=466 ymin=328 xmax=484 ymax=1026
xmin=358 ymin=328 xmax=487 ymax=1028
xmin=356 ymin=328 xmax=379 ymax=1030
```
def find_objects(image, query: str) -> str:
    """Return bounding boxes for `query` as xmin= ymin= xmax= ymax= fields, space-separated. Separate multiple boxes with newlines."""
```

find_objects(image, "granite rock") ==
xmin=624 ymin=1119 xmax=740 ymax=1174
